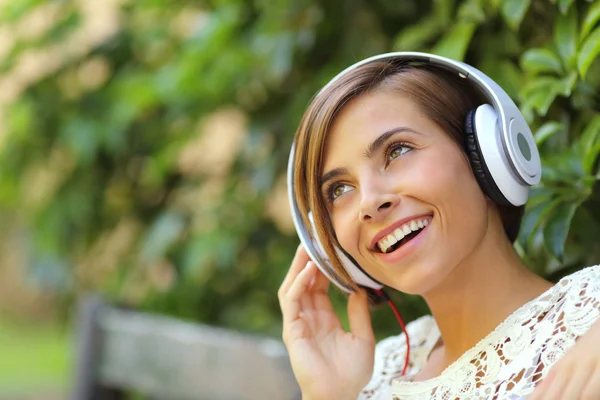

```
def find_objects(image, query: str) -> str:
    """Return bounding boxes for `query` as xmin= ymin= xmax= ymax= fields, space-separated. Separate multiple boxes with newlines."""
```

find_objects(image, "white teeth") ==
xmin=387 ymin=235 xmax=398 ymax=247
xmin=376 ymin=217 xmax=432 ymax=253
xmin=393 ymin=228 xmax=404 ymax=241
xmin=379 ymin=239 xmax=389 ymax=253
xmin=380 ymin=236 xmax=394 ymax=253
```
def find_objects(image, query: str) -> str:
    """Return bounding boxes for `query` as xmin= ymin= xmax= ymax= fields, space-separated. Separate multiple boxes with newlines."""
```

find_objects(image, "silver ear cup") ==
xmin=472 ymin=105 xmax=530 ymax=206
xmin=459 ymin=62 xmax=541 ymax=187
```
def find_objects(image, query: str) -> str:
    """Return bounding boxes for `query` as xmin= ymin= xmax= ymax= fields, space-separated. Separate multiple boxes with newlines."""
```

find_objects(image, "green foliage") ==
xmin=0 ymin=0 xmax=599 ymax=339
xmin=0 ymin=318 xmax=70 ymax=395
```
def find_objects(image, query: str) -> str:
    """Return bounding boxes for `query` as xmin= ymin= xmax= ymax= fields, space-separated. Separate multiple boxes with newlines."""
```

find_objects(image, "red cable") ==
xmin=375 ymin=289 xmax=410 ymax=377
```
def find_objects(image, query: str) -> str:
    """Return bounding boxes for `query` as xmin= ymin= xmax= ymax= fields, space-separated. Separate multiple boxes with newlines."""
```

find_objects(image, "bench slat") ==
xmin=97 ymin=308 xmax=301 ymax=400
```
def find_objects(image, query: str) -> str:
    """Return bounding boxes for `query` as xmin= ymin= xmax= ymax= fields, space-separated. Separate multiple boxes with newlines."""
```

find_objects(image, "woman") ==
xmin=278 ymin=53 xmax=600 ymax=400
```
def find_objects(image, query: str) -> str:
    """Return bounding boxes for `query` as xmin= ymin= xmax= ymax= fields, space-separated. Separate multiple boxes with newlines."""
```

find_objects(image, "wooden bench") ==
xmin=72 ymin=296 xmax=301 ymax=400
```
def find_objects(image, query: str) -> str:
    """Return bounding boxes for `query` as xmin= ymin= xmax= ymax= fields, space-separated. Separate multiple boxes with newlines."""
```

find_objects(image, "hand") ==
xmin=278 ymin=245 xmax=376 ymax=400
xmin=529 ymin=320 xmax=600 ymax=400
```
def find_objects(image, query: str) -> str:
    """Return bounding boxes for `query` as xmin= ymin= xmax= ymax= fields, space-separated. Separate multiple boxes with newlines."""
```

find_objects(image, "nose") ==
xmin=358 ymin=184 xmax=400 ymax=223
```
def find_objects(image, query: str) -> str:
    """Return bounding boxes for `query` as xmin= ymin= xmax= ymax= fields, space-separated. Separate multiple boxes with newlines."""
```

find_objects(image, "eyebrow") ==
xmin=364 ymin=127 xmax=416 ymax=158
xmin=320 ymin=167 xmax=349 ymax=187
xmin=320 ymin=126 xmax=419 ymax=187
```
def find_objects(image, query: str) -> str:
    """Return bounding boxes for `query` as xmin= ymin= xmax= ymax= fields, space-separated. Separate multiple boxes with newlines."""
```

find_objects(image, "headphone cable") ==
xmin=375 ymin=289 xmax=410 ymax=377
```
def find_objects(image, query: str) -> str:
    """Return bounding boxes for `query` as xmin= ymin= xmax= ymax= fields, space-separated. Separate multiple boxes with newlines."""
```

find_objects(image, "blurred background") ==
xmin=0 ymin=0 xmax=599 ymax=398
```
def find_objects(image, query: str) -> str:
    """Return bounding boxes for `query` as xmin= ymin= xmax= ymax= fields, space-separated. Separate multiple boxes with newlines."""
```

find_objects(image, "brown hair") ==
xmin=293 ymin=59 xmax=525 ymax=293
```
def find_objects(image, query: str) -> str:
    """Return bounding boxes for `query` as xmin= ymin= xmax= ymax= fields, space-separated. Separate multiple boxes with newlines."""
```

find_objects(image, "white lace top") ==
xmin=360 ymin=265 xmax=600 ymax=400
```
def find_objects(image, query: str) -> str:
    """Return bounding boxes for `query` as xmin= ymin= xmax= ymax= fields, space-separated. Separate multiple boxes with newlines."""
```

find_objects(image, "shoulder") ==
xmin=359 ymin=315 xmax=439 ymax=400
xmin=536 ymin=264 xmax=600 ymax=339
xmin=561 ymin=264 xmax=600 ymax=283
xmin=555 ymin=264 xmax=600 ymax=302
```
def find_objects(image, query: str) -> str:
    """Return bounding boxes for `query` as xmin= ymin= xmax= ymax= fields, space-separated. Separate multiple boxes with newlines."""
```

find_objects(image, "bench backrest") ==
xmin=72 ymin=296 xmax=301 ymax=400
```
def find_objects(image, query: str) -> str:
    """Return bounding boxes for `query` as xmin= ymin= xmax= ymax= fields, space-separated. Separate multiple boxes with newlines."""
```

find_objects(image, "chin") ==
xmin=381 ymin=259 xmax=448 ymax=296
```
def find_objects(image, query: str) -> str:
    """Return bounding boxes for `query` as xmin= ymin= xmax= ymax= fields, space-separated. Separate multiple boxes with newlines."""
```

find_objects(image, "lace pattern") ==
xmin=359 ymin=265 xmax=600 ymax=400
xmin=359 ymin=316 xmax=440 ymax=400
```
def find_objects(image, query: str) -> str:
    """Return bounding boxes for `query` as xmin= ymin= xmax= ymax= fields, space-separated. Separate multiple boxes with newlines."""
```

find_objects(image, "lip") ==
xmin=369 ymin=213 xmax=434 ymax=251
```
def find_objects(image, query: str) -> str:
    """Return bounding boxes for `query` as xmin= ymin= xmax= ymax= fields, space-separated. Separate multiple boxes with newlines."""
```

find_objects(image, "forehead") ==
xmin=322 ymin=92 xmax=423 ymax=166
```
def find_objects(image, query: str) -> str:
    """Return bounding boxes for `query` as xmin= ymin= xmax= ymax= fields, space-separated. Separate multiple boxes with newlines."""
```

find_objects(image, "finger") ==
xmin=529 ymin=370 xmax=552 ymax=400
xmin=560 ymin=361 xmax=592 ymax=400
xmin=301 ymin=261 xmax=331 ymax=312
xmin=300 ymin=288 xmax=314 ymax=312
xmin=308 ymin=267 xmax=334 ymax=312
xmin=313 ymin=291 xmax=335 ymax=314
xmin=581 ymin=362 xmax=600 ymax=400
xmin=279 ymin=245 xmax=310 ymax=298
xmin=529 ymin=367 xmax=561 ymax=400
xmin=312 ymin=266 xmax=330 ymax=293
xmin=541 ymin=375 xmax=567 ymax=400
xmin=348 ymin=289 xmax=375 ymax=343
xmin=282 ymin=261 xmax=317 ymax=324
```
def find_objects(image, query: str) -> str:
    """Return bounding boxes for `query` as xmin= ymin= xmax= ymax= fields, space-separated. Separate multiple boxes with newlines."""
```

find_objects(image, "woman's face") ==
xmin=321 ymin=91 xmax=490 ymax=295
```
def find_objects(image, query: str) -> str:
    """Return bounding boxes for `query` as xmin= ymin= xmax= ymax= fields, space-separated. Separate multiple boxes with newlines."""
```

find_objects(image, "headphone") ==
xmin=287 ymin=52 xmax=542 ymax=294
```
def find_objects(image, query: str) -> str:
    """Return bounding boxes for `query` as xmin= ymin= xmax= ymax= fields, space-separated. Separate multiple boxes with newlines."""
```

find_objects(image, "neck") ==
xmin=422 ymin=218 xmax=552 ymax=365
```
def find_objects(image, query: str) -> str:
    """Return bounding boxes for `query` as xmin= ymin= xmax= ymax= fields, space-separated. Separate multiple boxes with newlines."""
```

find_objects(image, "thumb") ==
xmin=348 ymin=289 xmax=375 ymax=344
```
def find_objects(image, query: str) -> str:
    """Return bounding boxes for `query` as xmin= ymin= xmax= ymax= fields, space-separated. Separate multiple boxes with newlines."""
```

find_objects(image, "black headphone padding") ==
xmin=464 ymin=109 xmax=512 ymax=206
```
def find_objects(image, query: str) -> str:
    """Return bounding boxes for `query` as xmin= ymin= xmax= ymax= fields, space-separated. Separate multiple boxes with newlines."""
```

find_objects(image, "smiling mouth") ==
xmin=376 ymin=217 xmax=431 ymax=254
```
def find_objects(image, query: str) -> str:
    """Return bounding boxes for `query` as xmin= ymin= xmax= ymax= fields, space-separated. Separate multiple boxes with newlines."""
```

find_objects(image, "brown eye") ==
xmin=329 ymin=183 xmax=352 ymax=202
xmin=388 ymin=144 xmax=411 ymax=161
xmin=334 ymin=185 xmax=346 ymax=197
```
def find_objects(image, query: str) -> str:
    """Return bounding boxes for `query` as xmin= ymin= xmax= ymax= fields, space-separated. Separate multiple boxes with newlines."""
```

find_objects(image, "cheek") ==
xmin=330 ymin=203 xmax=361 ymax=257
xmin=414 ymin=148 xmax=483 ymax=198
xmin=405 ymin=149 xmax=488 ymax=229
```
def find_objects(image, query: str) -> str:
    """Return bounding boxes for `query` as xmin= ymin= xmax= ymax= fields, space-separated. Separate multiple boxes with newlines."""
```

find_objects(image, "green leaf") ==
xmin=558 ymin=0 xmax=576 ymax=15
xmin=484 ymin=59 xmax=523 ymax=99
xmin=580 ymin=115 xmax=600 ymax=152
xmin=581 ymin=115 xmax=600 ymax=174
xmin=59 ymin=118 xmax=99 ymax=165
xmin=518 ymin=199 xmax=559 ymax=247
xmin=433 ymin=0 xmax=456 ymax=27
xmin=140 ymin=212 xmax=186 ymax=262
xmin=586 ymin=141 xmax=600 ymax=175
xmin=581 ymin=0 xmax=600 ymax=40
xmin=543 ymin=202 xmax=579 ymax=261
xmin=557 ymin=70 xmax=578 ymax=96
xmin=521 ymin=77 xmax=561 ymax=116
xmin=577 ymin=27 xmax=600 ymax=78
xmin=523 ymin=90 xmax=558 ymax=117
xmin=432 ymin=22 xmax=476 ymax=60
xmin=0 ymin=0 xmax=44 ymax=23
xmin=489 ymin=0 xmax=503 ymax=11
xmin=521 ymin=48 xmax=563 ymax=75
xmin=457 ymin=0 xmax=486 ymax=23
xmin=554 ymin=5 xmax=579 ymax=69
xmin=502 ymin=0 xmax=532 ymax=30
xmin=393 ymin=17 xmax=441 ymax=51
xmin=534 ymin=121 xmax=564 ymax=146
